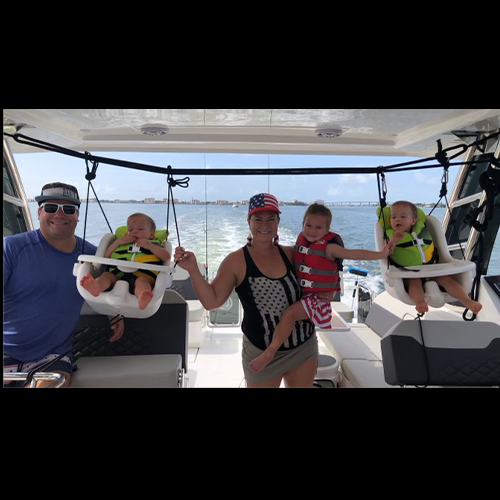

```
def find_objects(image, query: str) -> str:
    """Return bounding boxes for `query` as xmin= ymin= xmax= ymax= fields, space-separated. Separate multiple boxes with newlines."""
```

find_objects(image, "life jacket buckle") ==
xmin=299 ymin=264 xmax=312 ymax=274
xmin=297 ymin=245 xmax=310 ymax=255
xmin=300 ymin=279 xmax=314 ymax=288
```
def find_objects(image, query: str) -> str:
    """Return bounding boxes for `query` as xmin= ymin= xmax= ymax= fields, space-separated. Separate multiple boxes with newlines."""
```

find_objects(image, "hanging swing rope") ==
xmin=376 ymin=169 xmax=388 ymax=209
xmin=427 ymin=141 xmax=466 ymax=261
xmin=165 ymin=171 xmax=190 ymax=266
xmin=81 ymin=152 xmax=113 ymax=255
xmin=428 ymin=140 xmax=452 ymax=215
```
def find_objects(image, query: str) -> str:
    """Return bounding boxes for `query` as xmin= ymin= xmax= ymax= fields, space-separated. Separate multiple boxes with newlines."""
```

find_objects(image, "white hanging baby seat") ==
xmin=375 ymin=206 xmax=476 ymax=308
xmin=74 ymin=227 xmax=174 ymax=319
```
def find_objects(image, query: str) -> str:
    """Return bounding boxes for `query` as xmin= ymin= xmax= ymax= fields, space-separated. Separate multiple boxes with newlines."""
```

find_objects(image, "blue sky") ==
xmin=14 ymin=150 xmax=459 ymax=204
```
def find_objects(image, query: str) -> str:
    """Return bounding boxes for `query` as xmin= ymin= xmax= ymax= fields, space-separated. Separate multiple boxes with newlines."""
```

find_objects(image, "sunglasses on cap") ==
xmin=40 ymin=202 xmax=79 ymax=216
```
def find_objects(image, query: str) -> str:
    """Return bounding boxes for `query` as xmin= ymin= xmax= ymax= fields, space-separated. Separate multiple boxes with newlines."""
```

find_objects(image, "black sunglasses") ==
xmin=40 ymin=202 xmax=79 ymax=216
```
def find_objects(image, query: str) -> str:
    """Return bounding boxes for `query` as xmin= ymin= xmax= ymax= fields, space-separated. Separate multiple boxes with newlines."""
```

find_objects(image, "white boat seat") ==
xmin=73 ymin=232 xmax=174 ymax=319
xmin=70 ymin=355 xmax=183 ymax=388
xmin=170 ymin=264 xmax=208 ymax=348
xmin=375 ymin=213 xmax=475 ymax=308
xmin=170 ymin=264 xmax=207 ymax=317
xmin=381 ymin=320 xmax=500 ymax=386
xmin=187 ymin=299 xmax=206 ymax=321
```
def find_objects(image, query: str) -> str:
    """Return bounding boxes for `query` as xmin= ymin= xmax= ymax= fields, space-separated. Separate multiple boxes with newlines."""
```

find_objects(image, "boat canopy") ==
xmin=4 ymin=109 xmax=500 ymax=157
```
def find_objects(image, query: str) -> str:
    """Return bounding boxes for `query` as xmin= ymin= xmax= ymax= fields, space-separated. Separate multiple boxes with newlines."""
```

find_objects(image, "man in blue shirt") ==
xmin=4 ymin=182 xmax=124 ymax=387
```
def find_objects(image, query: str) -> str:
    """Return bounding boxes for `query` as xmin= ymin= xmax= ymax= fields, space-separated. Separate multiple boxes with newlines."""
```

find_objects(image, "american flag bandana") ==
xmin=248 ymin=193 xmax=282 ymax=216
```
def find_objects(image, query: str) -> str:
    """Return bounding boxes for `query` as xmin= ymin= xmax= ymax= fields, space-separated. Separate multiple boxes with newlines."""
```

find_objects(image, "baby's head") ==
xmin=302 ymin=203 xmax=332 ymax=243
xmin=127 ymin=213 xmax=156 ymax=240
xmin=390 ymin=201 xmax=418 ymax=233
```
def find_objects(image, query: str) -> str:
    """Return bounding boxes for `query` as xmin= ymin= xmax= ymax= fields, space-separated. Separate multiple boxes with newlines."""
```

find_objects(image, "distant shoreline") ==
xmin=27 ymin=199 xmax=445 ymax=208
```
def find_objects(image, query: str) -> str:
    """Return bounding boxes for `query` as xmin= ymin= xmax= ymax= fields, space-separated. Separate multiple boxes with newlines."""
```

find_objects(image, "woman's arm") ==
xmin=175 ymin=246 xmax=240 ymax=310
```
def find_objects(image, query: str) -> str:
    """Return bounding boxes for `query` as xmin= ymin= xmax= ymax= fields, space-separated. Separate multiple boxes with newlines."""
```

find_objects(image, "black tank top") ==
xmin=235 ymin=245 xmax=315 ymax=351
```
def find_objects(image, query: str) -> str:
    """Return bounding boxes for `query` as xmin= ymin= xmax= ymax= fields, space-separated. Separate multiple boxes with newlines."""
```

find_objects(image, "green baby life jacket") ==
xmin=377 ymin=206 xmax=438 ymax=267
xmin=109 ymin=226 xmax=169 ymax=279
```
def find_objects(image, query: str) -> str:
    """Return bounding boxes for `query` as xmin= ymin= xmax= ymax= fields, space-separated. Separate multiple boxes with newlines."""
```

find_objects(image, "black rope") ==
xmin=414 ymin=313 xmax=430 ymax=388
xmin=165 ymin=172 xmax=190 ymax=267
xmin=82 ymin=153 xmax=113 ymax=254
xmin=428 ymin=140 xmax=451 ymax=216
xmin=463 ymin=233 xmax=484 ymax=322
xmin=461 ymin=158 xmax=500 ymax=320
xmin=4 ymin=131 xmax=499 ymax=177
xmin=464 ymin=162 xmax=500 ymax=233
xmin=376 ymin=170 xmax=388 ymax=209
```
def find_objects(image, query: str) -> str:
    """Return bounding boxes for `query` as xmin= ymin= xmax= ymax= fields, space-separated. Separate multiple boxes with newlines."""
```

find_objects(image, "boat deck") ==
xmin=187 ymin=326 xmax=346 ymax=388
xmin=188 ymin=329 xmax=245 ymax=388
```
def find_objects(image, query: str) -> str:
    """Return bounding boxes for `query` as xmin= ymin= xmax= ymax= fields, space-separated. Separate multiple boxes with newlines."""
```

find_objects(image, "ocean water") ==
xmin=29 ymin=202 xmax=499 ymax=305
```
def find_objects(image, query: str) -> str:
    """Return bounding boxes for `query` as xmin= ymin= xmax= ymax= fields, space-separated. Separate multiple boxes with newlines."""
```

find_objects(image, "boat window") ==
xmin=443 ymin=130 xmax=500 ymax=276
xmin=3 ymin=145 xmax=32 ymax=236
xmin=445 ymin=199 xmax=480 ymax=246
xmin=467 ymin=189 xmax=500 ymax=276
xmin=3 ymin=200 xmax=30 ymax=235
xmin=457 ymin=153 xmax=494 ymax=199
xmin=468 ymin=135 xmax=500 ymax=275
xmin=488 ymin=238 xmax=500 ymax=276
xmin=3 ymin=151 xmax=20 ymax=198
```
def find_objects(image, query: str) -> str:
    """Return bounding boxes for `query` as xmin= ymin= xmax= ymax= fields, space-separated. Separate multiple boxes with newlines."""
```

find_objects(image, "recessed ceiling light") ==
xmin=141 ymin=124 xmax=170 ymax=136
xmin=316 ymin=128 xmax=343 ymax=139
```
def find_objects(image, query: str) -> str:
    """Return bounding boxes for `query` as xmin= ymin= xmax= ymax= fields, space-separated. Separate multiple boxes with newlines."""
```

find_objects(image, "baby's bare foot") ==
xmin=80 ymin=273 xmax=101 ymax=297
xmin=464 ymin=299 xmax=482 ymax=315
xmin=415 ymin=301 xmax=429 ymax=314
xmin=138 ymin=290 xmax=154 ymax=310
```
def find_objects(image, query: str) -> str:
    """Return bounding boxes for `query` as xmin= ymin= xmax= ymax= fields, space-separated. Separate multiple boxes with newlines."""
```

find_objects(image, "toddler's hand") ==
xmin=135 ymin=239 xmax=152 ymax=249
xmin=392 ymin=231 xmax=405 ymax=243
xmin=117 ymin=234 xmax=136 ymax=245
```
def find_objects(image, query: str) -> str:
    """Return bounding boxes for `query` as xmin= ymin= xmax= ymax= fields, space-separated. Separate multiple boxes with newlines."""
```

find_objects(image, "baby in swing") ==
xmin=387 ymin=201 xmax=482 ymax=315
xmin=80 ymin=213 xmax=171 ymax=309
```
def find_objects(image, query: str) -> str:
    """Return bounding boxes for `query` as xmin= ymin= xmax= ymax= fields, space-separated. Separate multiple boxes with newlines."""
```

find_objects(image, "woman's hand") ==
xmin=174 ymin=246 xmax=198 ymax=271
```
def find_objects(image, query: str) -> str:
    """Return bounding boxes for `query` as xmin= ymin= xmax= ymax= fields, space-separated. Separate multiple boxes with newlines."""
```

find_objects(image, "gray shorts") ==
xmin=242 ymin=333 xmax=319 ymax=384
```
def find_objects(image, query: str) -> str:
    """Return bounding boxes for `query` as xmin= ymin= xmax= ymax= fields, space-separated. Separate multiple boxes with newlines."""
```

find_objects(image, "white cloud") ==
xmin=339 ymin=174 xmax=373 ymax=185
xmin=413 ymin=171 xmax=440 ymax=186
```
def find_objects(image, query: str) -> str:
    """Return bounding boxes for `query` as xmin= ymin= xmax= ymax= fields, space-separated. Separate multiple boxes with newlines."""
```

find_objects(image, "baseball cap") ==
xmin=35 ymin=182 xmax=81 ymax=206
xmin=248 ymin=193 xmax=282 ymax=217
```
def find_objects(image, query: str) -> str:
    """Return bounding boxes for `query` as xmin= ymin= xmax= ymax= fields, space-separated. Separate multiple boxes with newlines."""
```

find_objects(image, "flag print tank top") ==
xmin=235 ymin=245 xmax=315 ymax=351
